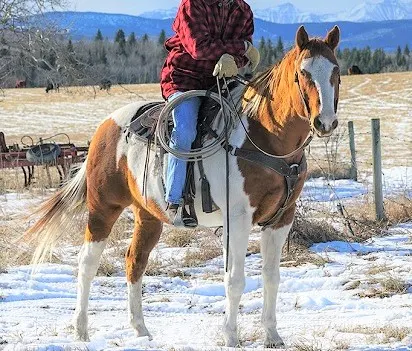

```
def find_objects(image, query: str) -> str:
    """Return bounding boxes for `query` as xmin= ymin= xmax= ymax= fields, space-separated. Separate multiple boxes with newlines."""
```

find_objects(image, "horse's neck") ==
xmin=242 ymin=50 xmax=310 ymax=158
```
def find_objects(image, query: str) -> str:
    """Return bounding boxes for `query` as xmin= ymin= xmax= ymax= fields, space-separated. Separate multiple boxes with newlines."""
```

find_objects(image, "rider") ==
xmin=160 ymin=0 xmax=260 ymax=227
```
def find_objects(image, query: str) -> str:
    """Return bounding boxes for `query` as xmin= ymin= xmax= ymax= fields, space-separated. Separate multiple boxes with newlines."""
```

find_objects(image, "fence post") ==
xmin=348 ymin=121 xmax=357 ymax=181
xmin=371 ymin=118 xmax=385 ymax=221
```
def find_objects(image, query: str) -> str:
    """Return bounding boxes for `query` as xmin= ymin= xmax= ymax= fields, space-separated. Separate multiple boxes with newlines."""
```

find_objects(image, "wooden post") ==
xmin=371 ymin=119 xmax=385 ymax=221
xmin=348 ymin=121 xmax=357 ymax=181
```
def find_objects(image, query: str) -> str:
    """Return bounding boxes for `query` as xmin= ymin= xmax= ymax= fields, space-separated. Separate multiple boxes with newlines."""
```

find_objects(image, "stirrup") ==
xmin=167 ymin=202 xmax=197 ymax=228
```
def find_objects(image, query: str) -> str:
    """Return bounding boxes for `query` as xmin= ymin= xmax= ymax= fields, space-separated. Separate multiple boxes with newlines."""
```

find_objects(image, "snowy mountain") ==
xmin=138 ymin=0 xmax=412 ymax=23
xmin=38 ymin=11 xmax=412 ymax=51
xmin=334 ymin=0 xmax=412 ymax=22
xmin=253 ymin=3 xmax=323 ymax=24
xmin=138 ymin=7 xmax=178 ymax=20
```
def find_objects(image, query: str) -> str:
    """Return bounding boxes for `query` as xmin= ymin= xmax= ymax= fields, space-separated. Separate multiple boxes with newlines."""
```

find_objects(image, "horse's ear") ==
xmin=296 ymin=25 xmax=309 ymax=51
xmin=325 ymin=25 xmax=340 ymax=51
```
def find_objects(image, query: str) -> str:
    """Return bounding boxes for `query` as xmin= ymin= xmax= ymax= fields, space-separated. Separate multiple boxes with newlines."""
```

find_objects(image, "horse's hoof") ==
xmin=224 ymin=337 xmax=240 ymax=348
xmin=74 ymin=332 xmax=90 ymax=342
xmin=264 ymin=338 xmax=285 ymax=348
xmin=135 ymin=327 xmax=152 ymax=340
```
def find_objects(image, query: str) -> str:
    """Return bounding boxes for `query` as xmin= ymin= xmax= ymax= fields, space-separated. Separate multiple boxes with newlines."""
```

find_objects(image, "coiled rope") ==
xmin=155 ymin=89 xmax=236 ymax=161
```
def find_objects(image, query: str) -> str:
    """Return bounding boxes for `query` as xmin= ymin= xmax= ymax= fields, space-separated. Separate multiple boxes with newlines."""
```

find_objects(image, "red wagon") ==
xmin=0 ymin=131 xmax=88 ymax=187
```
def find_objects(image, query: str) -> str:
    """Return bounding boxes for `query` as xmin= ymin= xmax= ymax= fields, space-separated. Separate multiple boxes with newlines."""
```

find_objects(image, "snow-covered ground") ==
xmin=0 ymin=170 xmax=411 ymax=350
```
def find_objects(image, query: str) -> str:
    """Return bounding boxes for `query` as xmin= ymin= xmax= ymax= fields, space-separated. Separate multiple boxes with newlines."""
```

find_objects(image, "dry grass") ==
xmin=182 ymin=241 xmax=222 ymax=267
xmin=162 ymin=227 xmax=197 ymax=247
xmin=337 ymin=324 xmax=412 ymax=344
xmin=356 ymin=275 xmax=409 ymax=298
xmin=144 ymin=256 xmax=163 ymax=276
xmin=291 ymin=341 xmax=323 ymax=351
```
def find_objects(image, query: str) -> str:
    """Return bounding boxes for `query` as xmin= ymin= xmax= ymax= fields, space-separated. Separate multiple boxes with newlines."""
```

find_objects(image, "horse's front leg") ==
xmin=260 ymin=222 xmax=291 ymax=348
xmin=222 ymin=212 xmax=252 ymax=347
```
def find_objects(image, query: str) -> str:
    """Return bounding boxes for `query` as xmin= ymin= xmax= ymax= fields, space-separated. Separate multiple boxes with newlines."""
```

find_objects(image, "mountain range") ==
xmin=139 ymin=0 xmax=412 ymax=23
xmin=41 ymin=11 xmax=412 ymax=51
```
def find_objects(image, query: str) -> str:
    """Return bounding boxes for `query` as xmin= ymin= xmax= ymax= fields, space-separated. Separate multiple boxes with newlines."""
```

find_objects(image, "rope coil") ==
xmin=155 ymin=90 xmax=236 ymax=161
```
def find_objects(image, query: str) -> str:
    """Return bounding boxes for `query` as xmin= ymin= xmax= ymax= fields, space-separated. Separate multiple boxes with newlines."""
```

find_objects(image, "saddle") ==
xmin=127 ymin=80 xmax=241 ymax=219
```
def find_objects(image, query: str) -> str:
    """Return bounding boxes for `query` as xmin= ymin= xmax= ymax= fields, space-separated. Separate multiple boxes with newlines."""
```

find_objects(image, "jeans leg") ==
xmin=165 ymin=92 xmax=201 ymax=204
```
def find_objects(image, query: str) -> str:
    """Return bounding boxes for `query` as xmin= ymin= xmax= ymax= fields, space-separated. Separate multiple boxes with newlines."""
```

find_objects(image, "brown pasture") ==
xmin=0 ymin=72 xmax=411 ymax=176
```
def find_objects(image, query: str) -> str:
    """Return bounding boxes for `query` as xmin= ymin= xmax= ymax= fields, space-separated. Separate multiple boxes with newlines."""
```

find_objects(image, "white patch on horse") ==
xmin=128 ymin=279 xmax=152 ymax=339
xmin=73 ymin=240 xmax=107 ymax=341
xmin=112 ymin=102 xmax=167 ymax=208
xmin=195 ymin=114 xmax=255 ymax=227
xmin=301 ymin=57 xmax=337 ymax=127
xmin=261 ymin=224 xmax=291 ymax=347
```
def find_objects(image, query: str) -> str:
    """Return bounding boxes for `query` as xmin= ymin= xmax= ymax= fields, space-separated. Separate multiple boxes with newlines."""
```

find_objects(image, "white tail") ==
xmin=25 ymin=160 xmax=88 ymax=265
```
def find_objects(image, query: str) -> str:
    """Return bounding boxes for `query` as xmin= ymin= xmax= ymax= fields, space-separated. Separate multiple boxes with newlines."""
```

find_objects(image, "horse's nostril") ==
xmin=314 ymin=117 xmax=322 ymax=130
xmin=332 ymin=119 xmax=338 ymax=130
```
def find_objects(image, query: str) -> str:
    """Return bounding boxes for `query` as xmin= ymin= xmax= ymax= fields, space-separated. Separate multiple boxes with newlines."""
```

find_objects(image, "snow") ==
xmin=1 ymin=167 xmax=411 ymax=350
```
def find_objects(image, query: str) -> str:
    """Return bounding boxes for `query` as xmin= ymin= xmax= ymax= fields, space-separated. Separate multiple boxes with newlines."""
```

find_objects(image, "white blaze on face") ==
xmin=300 ymin=56 xmax=337 ymax=126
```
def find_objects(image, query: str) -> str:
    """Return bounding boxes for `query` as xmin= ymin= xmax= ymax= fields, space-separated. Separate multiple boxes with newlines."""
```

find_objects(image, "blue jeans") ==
xmin=165 ymin=92 xmax=201 ymax=204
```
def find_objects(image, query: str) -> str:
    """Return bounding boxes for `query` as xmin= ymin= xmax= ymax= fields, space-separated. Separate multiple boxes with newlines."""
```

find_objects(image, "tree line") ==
xmin=1 ymin=27 xmax=411 ymax=89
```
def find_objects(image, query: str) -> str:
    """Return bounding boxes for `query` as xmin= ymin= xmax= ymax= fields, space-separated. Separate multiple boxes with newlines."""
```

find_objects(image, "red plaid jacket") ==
xmin=160 ymin=0 xmax=254 ymax=99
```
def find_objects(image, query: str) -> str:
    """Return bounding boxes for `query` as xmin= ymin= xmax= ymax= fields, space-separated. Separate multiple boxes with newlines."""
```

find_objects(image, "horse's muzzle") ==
xmin=313 ymin=115 xmax=338 ymax=137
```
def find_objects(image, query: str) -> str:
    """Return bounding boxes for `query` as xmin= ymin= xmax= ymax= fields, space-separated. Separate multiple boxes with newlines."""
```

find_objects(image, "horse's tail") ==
xmin=25 ymin=160 xmax=88 ymax=265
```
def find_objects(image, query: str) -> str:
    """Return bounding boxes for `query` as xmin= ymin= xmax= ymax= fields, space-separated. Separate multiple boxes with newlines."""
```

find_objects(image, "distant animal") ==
xmin=99 ymin=79 xmax=111 ymax=91
xmin=45 ymin=82 xmax=60 ymax=93
xmin=348 ymin=65 xmax=363 ymax=75
xmin=25 ymin=25 xmax=341 ymax=348
xmin=15 ymin=80 xmax=26 ymax=88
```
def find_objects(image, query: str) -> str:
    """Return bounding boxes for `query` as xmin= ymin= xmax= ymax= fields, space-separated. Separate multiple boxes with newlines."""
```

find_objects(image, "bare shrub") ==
xmin=384 ymin=195 xmax=412 ymax=224
xmin=182 ymin=231 xmax=222 ymax=267
xmin=145 ymin=256 xmax=163 ymax=276
xmin=357 ymin=275 xmax=409 ymax=298
xmin=162 ymin=227 xmax=197 ymax=247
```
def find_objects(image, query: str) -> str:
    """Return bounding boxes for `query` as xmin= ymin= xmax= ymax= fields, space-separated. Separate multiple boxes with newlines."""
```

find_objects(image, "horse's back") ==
xmin=107 ymin=101 xmax=161 ymax=129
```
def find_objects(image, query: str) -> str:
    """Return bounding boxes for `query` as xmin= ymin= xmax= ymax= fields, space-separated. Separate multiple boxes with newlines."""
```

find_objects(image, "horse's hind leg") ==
xmin=260 ymin=222 xmax=291 ymax=348
xmin=126 ymin=204 xmax=162 ymax=339
xmin=73 ymin=206 xmax=124 ymax=341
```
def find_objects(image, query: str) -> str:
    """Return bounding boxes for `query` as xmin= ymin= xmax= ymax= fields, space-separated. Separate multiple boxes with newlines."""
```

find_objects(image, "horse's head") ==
xmin=294 ymin=25 xmax=340 ymax=137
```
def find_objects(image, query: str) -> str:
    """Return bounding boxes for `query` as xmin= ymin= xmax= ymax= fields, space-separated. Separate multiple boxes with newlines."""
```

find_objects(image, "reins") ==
xmin=224 ymin=75 xmax=314 ymax=160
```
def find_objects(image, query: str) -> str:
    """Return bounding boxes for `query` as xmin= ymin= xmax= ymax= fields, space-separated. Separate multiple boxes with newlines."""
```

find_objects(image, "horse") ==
xmin=15 ymin=79 xmax=26 ymax=88
xmin=99 ymin=79 xmax=112 ymax=91
xmin=25 ymin=25 xmax=341 ymax=348
xmin=348 ymin=65 xmax=363 ymax=75
xmin=45 ymin=82 xmax=60 ymax=93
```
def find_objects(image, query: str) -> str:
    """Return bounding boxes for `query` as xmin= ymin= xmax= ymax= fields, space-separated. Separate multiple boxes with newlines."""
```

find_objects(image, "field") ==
xmin=0 ymin=72 xmax=412 ymax=350
xmin=1 ymin=72 xmax=412 ymax=174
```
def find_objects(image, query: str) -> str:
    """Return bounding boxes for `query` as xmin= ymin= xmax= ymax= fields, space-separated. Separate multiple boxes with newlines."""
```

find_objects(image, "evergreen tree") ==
xmin=404 ymin=44 xmax=410 ymax=57
xmin=128 ymin=32 xmax=137 ymax=46
xmin=258 ymin=37 xmax=267 ymax=68
xmin=396 ymin=45 xmax=403 ymax=65
xmin=158 ymin=29 xmax=166 ymax=45
xmin=95 ymin=29 xmax=103 ymax=41
xmin=114 ymin=29 xmax=126 ymax=56
xmin=115 ymin=29 xmax=126 ymax=44
xmin=276 ymin=37 xmax=284 ymax=56
xmin=142 ymin=33 xmax=149 ymax=42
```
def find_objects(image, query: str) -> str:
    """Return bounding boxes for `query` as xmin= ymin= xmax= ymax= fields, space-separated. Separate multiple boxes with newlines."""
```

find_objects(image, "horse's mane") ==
xmin=242 ymin=48 xmax=296 ymax=117
xmin=242 ymin=39 xmax=336 ymax=118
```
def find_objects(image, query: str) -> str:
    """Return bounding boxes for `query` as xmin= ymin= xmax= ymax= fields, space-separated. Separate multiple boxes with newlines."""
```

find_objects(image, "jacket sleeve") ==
xmin=174 ymin=0 xmax=251 ymax=62
xmin=233 ymin=14 xmax=254 ymax=68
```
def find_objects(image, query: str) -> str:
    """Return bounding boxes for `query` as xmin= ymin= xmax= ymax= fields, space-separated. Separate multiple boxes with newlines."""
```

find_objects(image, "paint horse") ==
xmin=26 ymin=25 xmax=341 ymax=348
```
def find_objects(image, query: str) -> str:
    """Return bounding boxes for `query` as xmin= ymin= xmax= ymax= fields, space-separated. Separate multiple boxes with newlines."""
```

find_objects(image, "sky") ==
xmin=68 ymin=0 xmax=377 ymax=16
